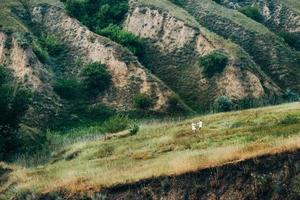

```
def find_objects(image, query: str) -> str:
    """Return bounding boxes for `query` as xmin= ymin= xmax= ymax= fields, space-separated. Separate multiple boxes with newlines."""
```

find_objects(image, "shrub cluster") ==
xmin=53 ymin=77 xmax=82 ymax=100
xmin=103 ymin=114 xmax=131 ymax=133
xmin=97 ymin=25 xmax=144 ymax=57
xmin=54 ymin=62 xmax=112 ymax=99
xmin=215 ymin=96 xmax=233 ymax=112
xmin=63 ymin=0 xmax=144 ymax=57
xmin=39 ymin=34 xmax=63 ymax=56
xmin=0 ymin=66 xmax=34 ymax=160
xmin=199 ymin=51 xmax=228 ymax=77
xmin=279 ymin=32 xmax=300 ymax=51
xmin=63 ymin=0 xmax=128 ymax=30
xmin=169 ymin=0 xmax=185 ymax=6
xmin=81 ymin=62 xmax=112 ymax=97
xmin=133 ymin=93 xmax=153 ymax=110
xmin=239 ymin=6 xmax=263 ymax=23
xmin=32 ymin=42 xmax=48 ymax=63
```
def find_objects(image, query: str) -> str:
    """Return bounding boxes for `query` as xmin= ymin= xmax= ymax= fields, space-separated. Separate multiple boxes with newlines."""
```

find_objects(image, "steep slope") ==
xmin=180 ymin=0 xmax=300 ymax=93
xmin=0 ymin=0 xmax=180 ymax=129
xmin=124 ymin=0 xmax=280 ymax=111
xmin=29 ymin=4 xmax=172 ymax=111
xmin=1 ymin=102 xmax=300 ymax=199
xmin=218 ymin=0 xmax=300 ymax=33
xmin=0 ymin=30 xmax=60 ymax=127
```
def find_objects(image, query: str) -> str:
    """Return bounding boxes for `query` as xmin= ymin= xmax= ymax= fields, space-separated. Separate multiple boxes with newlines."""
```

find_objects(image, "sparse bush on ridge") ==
xmin=199 ymin=51 xmax=228 ymax=78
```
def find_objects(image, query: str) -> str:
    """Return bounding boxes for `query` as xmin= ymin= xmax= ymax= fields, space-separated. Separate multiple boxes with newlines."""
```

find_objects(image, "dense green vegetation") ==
xmin=169 ymin=0 xmax=184 ymax=6
xmin=53 ymin=77 xmax=82 ymax=100
xmin=239 ymin=6 xmax=263 ymax=23
xmin=215 ymin=96 xmax=233 ymax=112
xmin=62 ymin=0 xmax=144 ymax=57
xmin=103 ymin=114 xmax=132 ymax=133
xmin=199 ymin=51 xmax=228 ymax=78
xmin=81 ymin=62 xmax=112 ymax=97
xmin=97 ymin=25 xmax=144 ymax=57
xmin=279 ymin=32 xmax=300 ymax=51
xmin=0 ymin=66 xmax=34 ymax=160
xmin=133 ymin=93 xmax=153 ymax=110
xmin=39 ymin=34 xmax=63 ymax=56
xmin=32 ymin=42 xmax=49 ymax=63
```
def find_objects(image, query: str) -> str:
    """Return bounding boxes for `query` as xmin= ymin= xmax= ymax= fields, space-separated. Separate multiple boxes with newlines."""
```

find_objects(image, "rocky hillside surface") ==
xmin=182 ymin=0 xmax=300 ymax=93
xmin=0 ymin=0 xmax=299 ymax=121
xmin=125 ymin=0 xmax=280 ymax=111
xmin=29 ymin=4 xmax=172 ymax=111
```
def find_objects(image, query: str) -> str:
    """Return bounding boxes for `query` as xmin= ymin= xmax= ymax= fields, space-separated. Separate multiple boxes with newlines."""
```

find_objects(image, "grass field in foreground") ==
xmin=2 ymin=102 xmax=300 ymax=197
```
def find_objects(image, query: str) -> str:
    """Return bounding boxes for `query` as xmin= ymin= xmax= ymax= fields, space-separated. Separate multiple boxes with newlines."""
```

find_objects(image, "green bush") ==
xmin=211 ymin=0 xmax=221 ymax=4
xmin=96 ymin=24 xmax=144 ymax=57
xmin=279 ymin=32 xmax=300 ymax=51
xmin=239 ymin=6 xmax=263 ymax=22
xmin=64 ymin=0 xmax=128 ymax=30
xmin=167 ymin=94 xmax=185 ymax=113
xmin=280 ymin=114 xmax=299 ymax=125
xmin=199 ymin=51 xmax=228 ymax=77
xmin=215 ymin=96 xmax=233 ymax=112
xmin=81 ymin=62 xmax=112 ymax=96
xmin=0 ymin=66 xmax=33 ymax=160
xmin=103 ymin=114 xmax=131 ymax=133
xmin=129 ymin=123 xmax=140 ymax=135
xmin=133 ymin=93 xmax=153 ymax=110
xmin=39 ymin=34 xmax=63 ymax=56
xmin=32 ymin=42 xmax=48 ymax=63
xmin=53 ymin=77 xmax=82 ymax=100
xmin=169 ymin=0 xmax=185 ymax=6
xmin=283 ymin=89 xmax=299 ymax=102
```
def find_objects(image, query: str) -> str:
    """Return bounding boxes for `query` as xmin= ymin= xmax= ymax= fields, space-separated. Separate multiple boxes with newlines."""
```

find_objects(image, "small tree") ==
xmin=215 ymin=96 xmax=233 ymax=112
xmin=167 ymin=94 xmax=185 ymax=113
xmin=96 ymin=25 xmax=144 ymax=57
xmin=279 ymin=32 xmax=300 ymax=51
xmin=53 ymin=77 xmax=81 ymax=100
xmin=0 ymin=66 xmax=32 ymax=160
xmin=81 ymin=62 xmax=112 ymax=96
xmin=133 ymin=93 xmax=153 ymax=110
xmin=240 ymin=6 xmax=263 ymax=22
xmin=103 ymin=114 xmax=131 ymax=133
xmin=39 ymin=34 xmax=63 ymax=56
xmin=199 ymin=51 xmax=228 ymax=78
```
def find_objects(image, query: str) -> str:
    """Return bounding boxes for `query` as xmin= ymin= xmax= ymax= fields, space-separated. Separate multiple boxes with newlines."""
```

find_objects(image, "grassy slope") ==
xmin=280 ymin=0 xmax=300 ymax=13
xmin=0 ymin=0 xmax=63 ymax=33
xmin=2 ymin=102 xmax=300 ymax=197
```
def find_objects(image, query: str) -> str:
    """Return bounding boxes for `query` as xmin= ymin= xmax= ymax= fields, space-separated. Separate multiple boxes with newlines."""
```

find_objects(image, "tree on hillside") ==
xmin=0 ymin=66 xmax=32 ymax=160
xmin=81 ymin=62 xmax=112 ymax=97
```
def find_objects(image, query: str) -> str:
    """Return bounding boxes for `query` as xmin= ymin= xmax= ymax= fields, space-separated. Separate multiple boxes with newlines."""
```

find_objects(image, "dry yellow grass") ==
xmin=1 ymin=102 xmax=300 ymax=198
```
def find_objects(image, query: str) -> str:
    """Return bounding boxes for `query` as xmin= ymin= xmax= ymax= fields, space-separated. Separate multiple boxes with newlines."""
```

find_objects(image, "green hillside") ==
xmin=1 ymin=102 xmax=300 ymax=198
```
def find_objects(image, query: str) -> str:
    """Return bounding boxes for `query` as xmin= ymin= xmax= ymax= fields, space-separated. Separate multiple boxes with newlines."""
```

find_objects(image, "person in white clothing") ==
xmin=197 ymin=120 xmax=203 ymax=130
xmin=192 ymin=123 xmax=197 ymax=133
